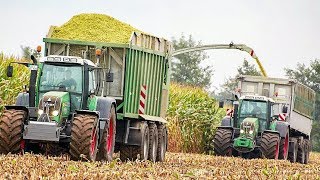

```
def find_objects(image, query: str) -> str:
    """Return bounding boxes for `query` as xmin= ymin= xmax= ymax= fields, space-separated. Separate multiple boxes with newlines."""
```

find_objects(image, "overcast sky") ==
xmin=0 ymin=0 xmax=319 ymax=91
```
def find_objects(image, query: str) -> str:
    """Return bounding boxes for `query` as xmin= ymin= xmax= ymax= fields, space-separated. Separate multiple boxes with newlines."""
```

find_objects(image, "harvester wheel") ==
xmin=0 ymin=109 xmax=25 ymax=154
xmin=97 ymin=106 xmax=116 ymax=162
xmin=260 ymin=132 xmax=280 ymax=159
xmin=288 ymin=138 xmax=298 ymax=163
xmin=69 ymin=114 xmax=98 ymax=161
xmin=213 ymin=128 xmax=233 ymax=156
xmin=120 ymin=122 xmax=149 ymax=161
xmin=297 ymin=137 xmax=305 ymax=164
xmin=156 ymin=124 xmax=167 ymax=162
xmin=279 ymin=132 xmax=289 ymax=160
xmin=148 ymin=123 xmax=158 ymax=162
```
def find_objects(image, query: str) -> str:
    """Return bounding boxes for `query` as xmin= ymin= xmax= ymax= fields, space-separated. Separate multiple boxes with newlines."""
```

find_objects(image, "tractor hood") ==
xmin=233 ymin=118 xmax=259 ymax=153
xmin=38 ymin=91 xmax=70 ymax=123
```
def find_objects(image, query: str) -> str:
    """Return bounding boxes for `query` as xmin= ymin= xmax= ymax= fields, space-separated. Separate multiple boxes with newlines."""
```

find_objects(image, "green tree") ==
xmin=285 ymin=59 xmax=320 ymax=151
xmin=20 ymin=46 xmax=40 ymax=59
xmin=217 ymin=59 xmax=261 ymax=100
xmin=171 ymin=34 xmax=213 ymax=88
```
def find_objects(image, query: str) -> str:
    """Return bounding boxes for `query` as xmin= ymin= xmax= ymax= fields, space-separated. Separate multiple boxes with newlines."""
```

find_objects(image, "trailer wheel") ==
xmin=97 ymin=106 xmax=116 ymax=162
xmin=0 ymin=109 xmax=26 ymax=154
xmin=303 ymin=139 xmax=310 ymax=164
xmin=279 ymin=132 xmax=289 ymax=160
xmin=260 ymin=132 xmax=280 ymax=159
xmin=70 ymin=114 xmax=98 ymax=161
xmin=148 ymin=123 xmax=158 ymax=162
xmin=120 ymin=122 xmax=149 ymax=161
xmin=297 ymin=138 xmax=305 ymax=164
xmin=288 ymin=138 xmax=298 ymax=163
xmin=156 ymin=124 xmax=167 ymax=162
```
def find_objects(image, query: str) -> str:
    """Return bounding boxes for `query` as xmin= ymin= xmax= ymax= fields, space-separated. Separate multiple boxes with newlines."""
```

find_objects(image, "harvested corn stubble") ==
xmin=51 ymin=13 xmax=141 ymax=43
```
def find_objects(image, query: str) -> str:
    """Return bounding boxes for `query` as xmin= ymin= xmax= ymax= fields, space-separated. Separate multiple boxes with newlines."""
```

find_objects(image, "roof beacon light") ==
xmin=37 ymin=46 xmax=42 ymax=53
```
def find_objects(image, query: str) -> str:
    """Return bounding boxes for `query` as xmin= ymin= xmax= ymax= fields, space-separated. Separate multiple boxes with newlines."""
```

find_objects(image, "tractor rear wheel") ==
xmin=120 ymin=122 xmax=149 ymax=161
xmin=260 ymin=132 xmax=280 ymax=159
xmin=97 ymin=106 xmax=116 ymax=162
xmin=69 ymin=114 xmax=98 ymax=161
xmin=278 ymin=133 xmax=289 ymax=160
xmin=297 ymin=137 xmax=305 ymax=164
xmin=213 ymin=128 xmax=233 ymax=156
xmin=156 ymin=124 xmax=167 ymax=162
xmin=148 ymin=123 xmax=158 ymax=162
xmin=0 ymin=109 xmax=25 ymax=154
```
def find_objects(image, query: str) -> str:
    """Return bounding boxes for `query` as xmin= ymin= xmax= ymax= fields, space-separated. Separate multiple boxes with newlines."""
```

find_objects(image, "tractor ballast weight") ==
xmin=0 ymin=31 xmax=171 ymax=162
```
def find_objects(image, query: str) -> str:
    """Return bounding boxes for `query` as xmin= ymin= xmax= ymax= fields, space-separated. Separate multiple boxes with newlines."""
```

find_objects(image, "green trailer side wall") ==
xmin=123 ymin=48 xmax=167 ymax=117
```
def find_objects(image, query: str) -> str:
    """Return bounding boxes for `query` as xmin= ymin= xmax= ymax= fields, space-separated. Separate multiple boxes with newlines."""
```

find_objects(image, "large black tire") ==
xmin=297 ymin=138 xmax=305 ymax=164
xmin=120 ymin=122 xmax=149 ymax=161
xmin=148 ymin=123 xmax=158 ymax=162
xmin=0 ymin=109 xmax=25 ymax=154
xmin=69 ymin=114 xmax=98 ymax=161
xmin=260 ymin=133 xmax=280 ymax=159
xmin=213 ymin=128 xmax=233 ymax=156
xmin=119 ymin=145 xmax=140 ymax=161
xmin=156 ymin=124 xmax=167 ymax=162
xmin=278 ymin=133 xmax=289 ymax=160
xmin=288 ymin=138 xmax=298 ymax=163
xmin=97 ymin=106 xmax=116 ymax=162
xmin=304 ymin=139 xmax=310 ymax=164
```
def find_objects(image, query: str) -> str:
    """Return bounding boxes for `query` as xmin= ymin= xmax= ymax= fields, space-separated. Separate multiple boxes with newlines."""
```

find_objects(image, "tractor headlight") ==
xmin=52 ymin=110 xmax=59 ymax=116
xmin=240 ymin=129 xmax=244 ymax=134
xmin=38 ymin=109 xmax=43 ymax=115
xmin=249 ymin=130 xmax=254 ymax=134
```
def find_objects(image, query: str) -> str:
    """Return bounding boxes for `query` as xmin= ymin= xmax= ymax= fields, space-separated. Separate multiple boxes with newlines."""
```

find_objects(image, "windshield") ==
xmin=39 ymin=64 xmax=83 ymax=93
xmin=238 ymin=100 xmax=268 ymax=131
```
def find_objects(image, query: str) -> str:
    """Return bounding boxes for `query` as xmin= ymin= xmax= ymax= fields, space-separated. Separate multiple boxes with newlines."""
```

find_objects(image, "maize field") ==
xmin=167 ymin=83 xmax=225 ymax=153
xmin=51 ymin=13 xmax=141 ymax=44
xmin=0 ymin=152 xmax=319 ymax=179
xmin=0 ymin=54 xmax=29 ymax=112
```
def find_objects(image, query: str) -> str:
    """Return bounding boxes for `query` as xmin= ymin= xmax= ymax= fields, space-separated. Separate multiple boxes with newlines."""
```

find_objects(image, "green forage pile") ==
xmin=51 ymin=13 xmax=140 ymax=43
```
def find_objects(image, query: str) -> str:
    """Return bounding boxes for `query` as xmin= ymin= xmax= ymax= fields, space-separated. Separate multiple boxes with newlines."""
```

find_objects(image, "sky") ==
xmin=0 ymin=0 xmax=319 ymax=91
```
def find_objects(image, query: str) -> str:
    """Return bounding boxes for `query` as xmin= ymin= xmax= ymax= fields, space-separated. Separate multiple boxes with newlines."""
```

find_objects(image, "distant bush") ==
xmin=167 ymin=83 xmax=224 ymax=154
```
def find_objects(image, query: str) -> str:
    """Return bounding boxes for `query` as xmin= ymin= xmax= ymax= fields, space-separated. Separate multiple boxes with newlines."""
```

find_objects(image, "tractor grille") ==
xmin=38 ymin=96 xmax=61 ymax=116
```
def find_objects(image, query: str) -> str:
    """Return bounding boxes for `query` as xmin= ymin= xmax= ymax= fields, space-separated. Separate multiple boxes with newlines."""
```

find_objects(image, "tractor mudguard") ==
xmin=262 ymin=130 xmax=280 ymax=136
xmin=16 ymin=92 xmax=29 ymax=107
xmin=275 ymin=121 xmax=290 ymax=138
xmin=221 ymin=116 xmax=233 ymax=126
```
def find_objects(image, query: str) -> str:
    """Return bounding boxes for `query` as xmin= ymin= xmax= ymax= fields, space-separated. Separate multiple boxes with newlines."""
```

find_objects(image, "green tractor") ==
xmin=0 ymin=54 xmax=117 ymax=161
xmin=214 ymin=95 xmax=290 ymax=160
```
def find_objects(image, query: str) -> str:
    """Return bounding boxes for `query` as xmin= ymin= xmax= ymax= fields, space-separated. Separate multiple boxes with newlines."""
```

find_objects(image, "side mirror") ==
xmin=282 ymin=106 xmax=288 ymax=113
xmin=218 ymin=101 xmax=224 ymax=108
xmin=7 ymin=65 xmax=13 ymax=77
xmin=106 ymin=72 xmax=114 ymax=82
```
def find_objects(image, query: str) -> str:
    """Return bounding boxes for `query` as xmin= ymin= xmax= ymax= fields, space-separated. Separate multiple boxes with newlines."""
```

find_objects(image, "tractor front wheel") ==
xmin=213 ymin=128 xmax=233 ymax=156
xmin=69 ymin=114 xmax=98 ymax=161
xmin=0 ymin=109 xmax=25 ymax=154
xmin=260 ymin=132 xmax=280 ymax=159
